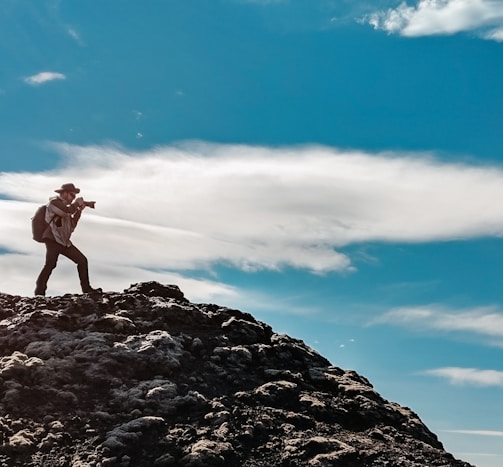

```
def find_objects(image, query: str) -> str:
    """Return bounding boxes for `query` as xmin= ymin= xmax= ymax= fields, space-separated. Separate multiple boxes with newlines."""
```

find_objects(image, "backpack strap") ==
xmin=45 ymin=201 xmax=59 ymax=230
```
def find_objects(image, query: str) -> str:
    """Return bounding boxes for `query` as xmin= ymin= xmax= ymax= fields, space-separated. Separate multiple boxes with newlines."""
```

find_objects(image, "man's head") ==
xmin=55 ymin=183 xmax=80 ymax=195
xmin=55 ymin=183 xmax=80 ymax=203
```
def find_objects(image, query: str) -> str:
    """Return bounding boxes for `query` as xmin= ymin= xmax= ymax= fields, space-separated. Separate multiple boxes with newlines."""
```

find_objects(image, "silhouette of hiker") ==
xmin=35 ymin=183 xmax=100 ymax=296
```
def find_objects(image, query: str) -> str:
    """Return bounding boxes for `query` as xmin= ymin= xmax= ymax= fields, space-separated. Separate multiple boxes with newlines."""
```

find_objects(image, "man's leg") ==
xmin=62 ymin=244 xmax=95 ymax=293
xmin=35 ymin=241 xmax=60 ymax=296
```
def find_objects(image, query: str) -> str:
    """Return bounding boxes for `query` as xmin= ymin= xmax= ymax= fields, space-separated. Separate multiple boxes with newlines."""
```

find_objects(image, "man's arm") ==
xmin=71 ymin=207 xmax=83 ymax=228
xmin=50 ymin=197 xmax=81 ymax=216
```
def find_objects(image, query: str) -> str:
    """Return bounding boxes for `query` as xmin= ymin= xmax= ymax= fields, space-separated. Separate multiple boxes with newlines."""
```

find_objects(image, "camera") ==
xmin=75 ymin=196 xmax=96 ymax=209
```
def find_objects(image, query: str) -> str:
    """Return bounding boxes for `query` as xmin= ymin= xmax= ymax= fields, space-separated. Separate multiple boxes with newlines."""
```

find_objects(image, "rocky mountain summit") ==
xmin=0 ymin=282 xmax=472 ymax=467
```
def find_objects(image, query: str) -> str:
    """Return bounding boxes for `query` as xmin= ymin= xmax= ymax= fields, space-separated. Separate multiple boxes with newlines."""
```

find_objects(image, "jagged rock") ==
xmin=0 ymin=282 xmax=473 ymax=466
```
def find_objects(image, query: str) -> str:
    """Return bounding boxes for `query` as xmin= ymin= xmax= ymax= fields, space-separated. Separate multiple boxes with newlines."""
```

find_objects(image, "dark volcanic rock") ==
xmin=0 ymin=282 xmax=472 ymax=467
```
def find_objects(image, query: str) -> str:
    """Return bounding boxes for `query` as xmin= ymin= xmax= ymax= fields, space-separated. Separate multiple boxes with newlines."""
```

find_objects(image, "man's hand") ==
xmin=75 ymin=197 xmax=96 ymax=209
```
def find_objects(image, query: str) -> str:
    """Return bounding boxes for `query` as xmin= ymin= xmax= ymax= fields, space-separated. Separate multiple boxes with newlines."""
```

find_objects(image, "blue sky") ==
xmin=1 ymin=1 xmax=503 ymax=464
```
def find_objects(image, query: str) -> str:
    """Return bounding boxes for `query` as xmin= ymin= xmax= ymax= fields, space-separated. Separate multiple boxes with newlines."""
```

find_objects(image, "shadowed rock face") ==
xmin=0 ymin=282 xmax=472 ymax=467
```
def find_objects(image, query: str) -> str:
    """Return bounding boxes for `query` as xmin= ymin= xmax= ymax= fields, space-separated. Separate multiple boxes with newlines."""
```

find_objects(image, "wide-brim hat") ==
xmin=55 ymin=183 xmax=80 ymax=194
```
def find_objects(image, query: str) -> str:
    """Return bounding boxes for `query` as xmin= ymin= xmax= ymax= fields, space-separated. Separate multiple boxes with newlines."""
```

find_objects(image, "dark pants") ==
xmin=35 ymin=240 xmax=91 ymax=295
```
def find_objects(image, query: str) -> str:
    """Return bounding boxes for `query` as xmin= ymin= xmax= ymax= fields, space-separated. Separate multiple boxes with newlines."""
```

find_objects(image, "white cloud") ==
xmin=373 ymin=305 xmax=503 ymax=345
xmin=365 ymin=0 xmax=503 ymax=41
xmin=424 ymin=367 xmax=503 ymax=387
xmin=23 ymin=72 xmax=66 ymax=86
xmin=67 ymin=27 xmax=85 ymax=46
xmin=484 ymin=25 xmax=503 ymax=39
xmin=447 ymin=430 xmax=503 ymax=437
xmin=3 ymin=142 xmax=503 ymax=297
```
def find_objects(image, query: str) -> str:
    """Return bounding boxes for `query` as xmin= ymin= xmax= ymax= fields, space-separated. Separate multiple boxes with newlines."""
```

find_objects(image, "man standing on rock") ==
xmin=35 ymin=183 xmax=100 ymax=296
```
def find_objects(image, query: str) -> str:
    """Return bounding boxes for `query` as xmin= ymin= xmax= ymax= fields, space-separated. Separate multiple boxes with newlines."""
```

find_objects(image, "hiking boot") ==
xmin=82 ymin=287 xmax=102 ymax=294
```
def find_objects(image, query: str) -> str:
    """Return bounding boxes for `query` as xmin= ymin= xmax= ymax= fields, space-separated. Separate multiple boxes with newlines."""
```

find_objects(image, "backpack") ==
xmin=31 ymin=204 xmax=54 ymax=242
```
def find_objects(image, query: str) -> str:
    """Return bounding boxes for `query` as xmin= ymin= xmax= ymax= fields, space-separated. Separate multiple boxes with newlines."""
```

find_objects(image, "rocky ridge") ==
xmin=0 ymin=282 xmax=472 ymax=466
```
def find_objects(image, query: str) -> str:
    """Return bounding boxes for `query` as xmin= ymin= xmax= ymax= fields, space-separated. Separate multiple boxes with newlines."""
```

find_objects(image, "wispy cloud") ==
xmin=364 ymin=0 xmax=503 ymax=41
xmin=3 ymin=142 xmax=503 ymax=296
xmin=23 ymin=71 xmax=66 ymax=86
xmin=446 ymin=430 xmax=503 ymax=437
xmin=67 ymin=27 xmax=85 ymax=46
xmin=424 ymin=367 xmax=503 ymax=387
xmin=372 ymin=305 xmax=503 ymax=345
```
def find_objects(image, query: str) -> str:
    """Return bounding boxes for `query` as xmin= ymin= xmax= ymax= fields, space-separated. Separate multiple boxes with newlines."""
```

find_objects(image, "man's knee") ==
xmin=44 ymin=258 xmax=58 ymax=270
xmin=74 ymin=255 xmax=88 ymax=270
xmin=66 ymin=246 xmax=87 ymax=266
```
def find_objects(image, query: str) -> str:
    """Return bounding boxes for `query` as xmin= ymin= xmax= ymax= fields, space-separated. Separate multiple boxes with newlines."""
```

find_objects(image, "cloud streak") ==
xmin=3 ymin=142 xmax=503 ymax=297
xmin=424 ymin=367 xmax=503 ymax=387
xmin=23 ymin=71 xmax=67 ymax=86
xmin=364 ymin=0 xmax=503 ymax=41
xmin=447 ymin=430 xmax=503 ymax=437
xmin=67 ymin=27 xmax=85 ymax=46
xmin=373 ymin=304 xmax=503 ymax=345
xmin=450 ymin=430 xmax=503 ymax=437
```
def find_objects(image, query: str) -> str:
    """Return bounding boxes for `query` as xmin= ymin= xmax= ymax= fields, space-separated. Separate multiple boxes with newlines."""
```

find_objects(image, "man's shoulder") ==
xmin=48 ymin=197 xmax=66 ymax=209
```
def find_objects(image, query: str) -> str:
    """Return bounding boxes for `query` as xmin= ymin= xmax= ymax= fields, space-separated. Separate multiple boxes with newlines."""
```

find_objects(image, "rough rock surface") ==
xmin=0 ymin=282 xmax=472 ymax=466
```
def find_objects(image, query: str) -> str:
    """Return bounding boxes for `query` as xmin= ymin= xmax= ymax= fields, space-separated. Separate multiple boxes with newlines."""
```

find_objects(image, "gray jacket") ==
xmin=42 ymin=196 xmax=83 ymax=247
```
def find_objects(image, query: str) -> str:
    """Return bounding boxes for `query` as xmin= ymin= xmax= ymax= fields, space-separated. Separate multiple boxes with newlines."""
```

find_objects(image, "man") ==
xmin=35 ymin=183 xmax=99 ymax=296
